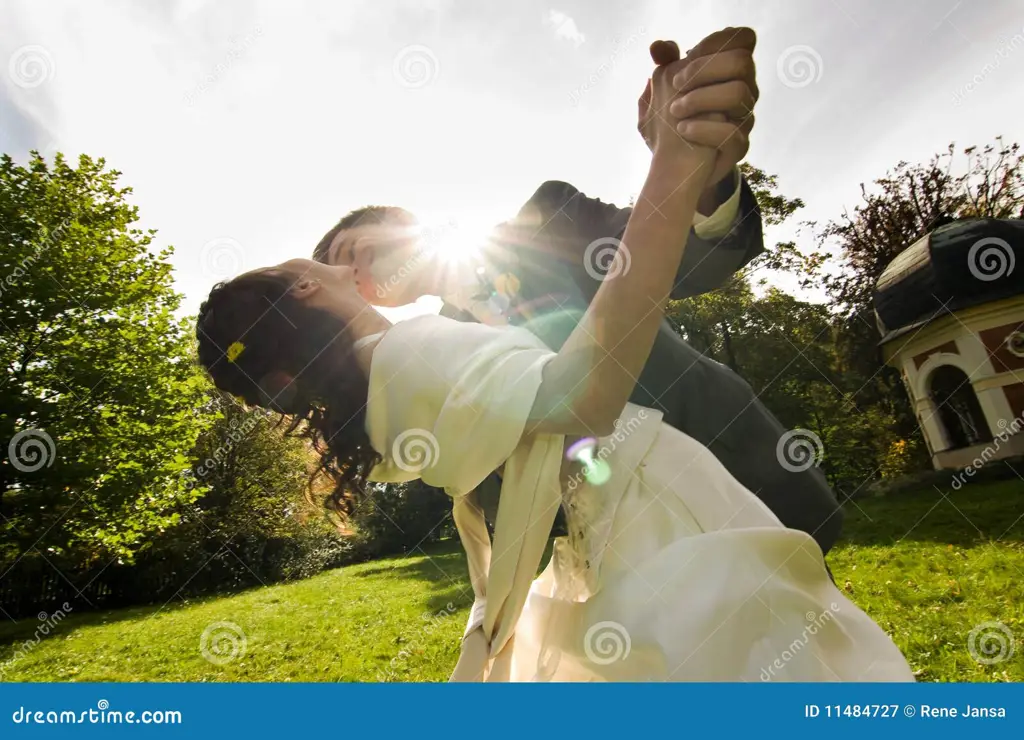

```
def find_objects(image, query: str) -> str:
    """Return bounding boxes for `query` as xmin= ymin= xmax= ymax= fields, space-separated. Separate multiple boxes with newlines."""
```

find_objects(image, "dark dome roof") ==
xmin=873 ymin=218 xmax=1024 ymax=344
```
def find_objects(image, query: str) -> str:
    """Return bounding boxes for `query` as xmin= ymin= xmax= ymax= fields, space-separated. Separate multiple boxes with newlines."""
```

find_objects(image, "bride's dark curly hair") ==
xmin=195 ymin=270 xmax=381 ymax=517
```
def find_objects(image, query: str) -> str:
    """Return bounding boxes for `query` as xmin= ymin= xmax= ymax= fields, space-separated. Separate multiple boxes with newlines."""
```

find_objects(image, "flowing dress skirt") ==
xmin=509 ymin=423 xmax=915 ymax=682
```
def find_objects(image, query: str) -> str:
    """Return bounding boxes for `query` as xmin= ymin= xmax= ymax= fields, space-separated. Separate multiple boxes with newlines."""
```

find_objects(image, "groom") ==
xmin=313 ymin=29 xmax=844 ymax=555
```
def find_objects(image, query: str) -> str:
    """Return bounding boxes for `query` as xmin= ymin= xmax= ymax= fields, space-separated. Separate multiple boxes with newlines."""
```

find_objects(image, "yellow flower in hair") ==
xmin=226 ymin=341 xmax=246 ymax=363
xmin=494 ymin=272 xmax=520 ymax=299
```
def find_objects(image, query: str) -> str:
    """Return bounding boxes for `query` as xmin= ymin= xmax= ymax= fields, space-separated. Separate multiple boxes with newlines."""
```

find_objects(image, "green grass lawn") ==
xmin=2 ymin=480 xmax=1022 ymax=682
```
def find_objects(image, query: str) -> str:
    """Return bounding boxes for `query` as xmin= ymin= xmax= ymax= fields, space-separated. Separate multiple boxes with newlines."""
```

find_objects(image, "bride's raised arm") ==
xmin=527 ymin=60 xmax=716 ymax=438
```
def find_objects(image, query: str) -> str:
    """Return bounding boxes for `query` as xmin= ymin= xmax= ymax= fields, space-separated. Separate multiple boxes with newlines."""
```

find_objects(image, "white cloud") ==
xmin=545 ymin=9 xmax=585 ymax=48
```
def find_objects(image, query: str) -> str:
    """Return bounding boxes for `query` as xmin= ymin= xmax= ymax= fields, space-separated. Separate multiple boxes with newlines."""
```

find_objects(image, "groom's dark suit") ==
xmin=440 ymin=177 xmax=844 ymax=555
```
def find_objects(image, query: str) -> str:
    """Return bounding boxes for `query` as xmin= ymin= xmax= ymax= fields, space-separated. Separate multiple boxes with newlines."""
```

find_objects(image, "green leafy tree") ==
xmin=181 ymin=392 xmax=314 ymax=541
xmin=0 ymin=153 xmax=208 ymax=567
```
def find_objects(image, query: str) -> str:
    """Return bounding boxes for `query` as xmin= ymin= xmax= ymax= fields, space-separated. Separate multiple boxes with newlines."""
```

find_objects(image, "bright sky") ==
xmin=2 ymin=0 xmax=1022 ymax=322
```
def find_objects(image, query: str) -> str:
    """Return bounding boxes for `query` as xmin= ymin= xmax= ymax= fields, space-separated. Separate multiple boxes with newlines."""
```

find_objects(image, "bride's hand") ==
xmin=640 ymin=40 xmax=719 ymax=169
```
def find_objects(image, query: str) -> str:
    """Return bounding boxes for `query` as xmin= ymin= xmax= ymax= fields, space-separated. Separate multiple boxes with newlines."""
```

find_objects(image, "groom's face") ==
xmin=323 ymin=223 xmax=426 ymax=307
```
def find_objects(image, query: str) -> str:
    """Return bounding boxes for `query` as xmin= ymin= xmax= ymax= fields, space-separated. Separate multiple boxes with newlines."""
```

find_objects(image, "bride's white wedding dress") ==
xmin=366 ymin=314 xmax=915 ymax=682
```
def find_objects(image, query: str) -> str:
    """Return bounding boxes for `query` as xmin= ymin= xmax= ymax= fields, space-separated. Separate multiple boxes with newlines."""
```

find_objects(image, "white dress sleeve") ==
xmin=364 ymin=314 xmax=566 ymax=681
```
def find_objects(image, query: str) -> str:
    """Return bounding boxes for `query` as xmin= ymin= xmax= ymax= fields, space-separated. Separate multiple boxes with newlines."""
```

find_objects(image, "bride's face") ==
xmin=253 ymin=258 xmax=365 ymax=317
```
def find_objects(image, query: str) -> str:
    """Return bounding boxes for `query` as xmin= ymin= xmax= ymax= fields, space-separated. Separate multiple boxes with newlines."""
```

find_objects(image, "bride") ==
xmin=194 ymin=58 xmax=914 ymax=682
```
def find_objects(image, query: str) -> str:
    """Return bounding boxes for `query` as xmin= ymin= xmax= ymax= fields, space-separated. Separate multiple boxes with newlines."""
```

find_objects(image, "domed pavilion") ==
xmin=874 ymin=218 xmax=1024 ymax=470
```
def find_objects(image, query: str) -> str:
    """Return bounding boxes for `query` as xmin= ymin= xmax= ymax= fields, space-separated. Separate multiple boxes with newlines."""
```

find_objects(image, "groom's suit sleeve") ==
xmin=511 ymin=173 xmax=764 ymax=300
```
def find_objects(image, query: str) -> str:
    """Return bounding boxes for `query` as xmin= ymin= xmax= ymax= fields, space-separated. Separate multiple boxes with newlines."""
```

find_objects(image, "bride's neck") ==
xmin=343 ymin=305 xmax=392 ymax=374
xmin=347 ymin=306 xmax=392 ymax=344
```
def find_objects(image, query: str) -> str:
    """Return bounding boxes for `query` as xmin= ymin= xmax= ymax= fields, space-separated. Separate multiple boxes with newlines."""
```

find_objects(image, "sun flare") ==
xmin=416 ymin=211 xmax=498 ymax=263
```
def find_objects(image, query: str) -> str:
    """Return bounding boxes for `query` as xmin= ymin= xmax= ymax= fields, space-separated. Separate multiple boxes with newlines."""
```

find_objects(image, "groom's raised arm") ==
xmin=510 ymin=177 xmax=764 ymax=300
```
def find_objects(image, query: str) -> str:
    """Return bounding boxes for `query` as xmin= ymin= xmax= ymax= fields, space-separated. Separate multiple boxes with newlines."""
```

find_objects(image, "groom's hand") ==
xmin=640 ymin=28 xmax=758 ymax=209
